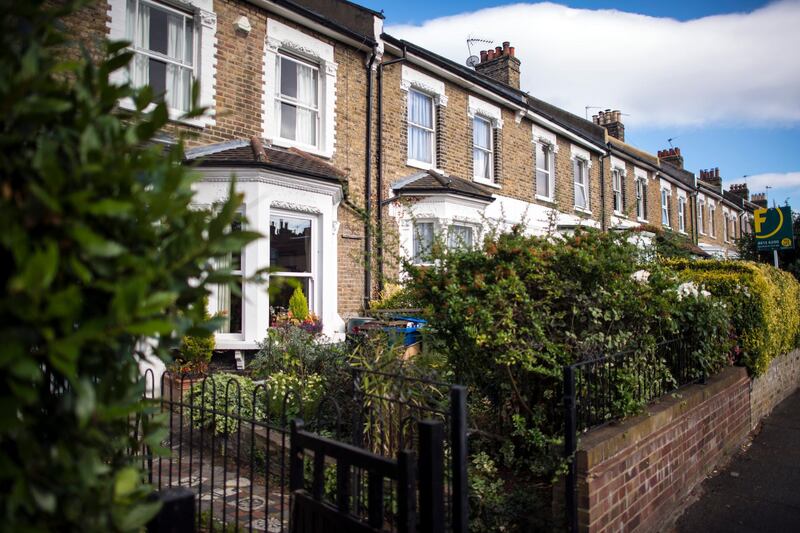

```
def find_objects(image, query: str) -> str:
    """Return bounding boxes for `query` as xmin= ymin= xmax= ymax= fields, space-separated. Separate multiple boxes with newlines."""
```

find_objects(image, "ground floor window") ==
xmin=448 ymin=224 xmax=474 ymax=250
xmin=413 ymin=221 xmax=435 ymax=264
xmin=216 ymin=215 xmax=243 ymax=335
xmin=269 ymin=213 xmax=315 ymax=320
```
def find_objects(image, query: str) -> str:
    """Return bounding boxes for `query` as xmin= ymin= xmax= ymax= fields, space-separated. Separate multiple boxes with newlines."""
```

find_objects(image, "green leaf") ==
xmin=114 ymin=501 xmax=162 ymax=531
xmin=70 ymin=224 xmax=127 ymax=257
xmin=9 ymin=241 xmax=59 ymax=293
xmin=30 ymin=486 xmax=57 ymax=514
xmin=74 ymin=378 xmax=96 ymax=426
xmin=113 ymin=467 xmax=139 ymax=499
xmin=125 ymin=319 xmax=175 ymax=335
xmin=87 ymin=199 xmax=134 ymax=218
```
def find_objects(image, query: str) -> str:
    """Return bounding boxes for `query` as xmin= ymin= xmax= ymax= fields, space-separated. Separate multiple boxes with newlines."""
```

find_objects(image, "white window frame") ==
xmin=535 ymin=141 xmax=555 ymax=201
xmin=723 ymin=212 xmax=730 ymax=242
xmin=401 ymin=66 xmax=447 ymax=170
xmin=635 ymin=177 xmax=647 ymax=221
xmin=212 ymin=211 xmax=245 ymax=342
xmin=573 ymin=157 xmax=590 ymax=211
xmin=709 ymin=203 xmax=716 ymax=237
xmin=612 ymin=168 xmax=625 ymax=215
xmin=472 ymin=115 xmax=494 ymax=184
xmin=268 ymin=210 xmax=319 ymax=317
xmin=412 ymin=220 xmax=436 ymax=265
xmin=263 ymin=18 xmax=337 ymax=158
xmin=447 ymin=223 xmax=475 ymax=251
xmin=407 ymin=89 xmax=436 ymax=169
xmin=107 ymin=0 xmax=217 ymax=127
xmin=274 ymin=52 xmax=321 ymax=150
xmin=698 ymin=199 xmax=706 ymax=235
xmin=678 ymin=196 xmax=687 ymax=233
xmin=661 ymin=188 xmax=671 ymax=227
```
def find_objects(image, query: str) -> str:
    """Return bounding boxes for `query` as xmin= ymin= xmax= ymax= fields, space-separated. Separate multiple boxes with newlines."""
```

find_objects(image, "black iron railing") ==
xmin=562 ymin=338 xmax=707 ymax=532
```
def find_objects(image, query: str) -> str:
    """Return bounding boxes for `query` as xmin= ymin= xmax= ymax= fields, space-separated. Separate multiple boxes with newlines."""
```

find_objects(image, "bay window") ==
xmin=472 ymin=116 xmax=493 ymax=183
xmin=448 ymin=225 xmax=474 ymax=251
xmin=216 ymin=215 xmax=243 ymax=335
xmin=269 ymin=214 xmax=315 ymax=319
xmin=412 ymin=222 xmax=434 ymax=264
xmin=408 ymin=90 xmax=435 ymax=165
xmin=275 ymin=53 xmax=320 ymax=148
xmin=573 ymin=158 xmax=589 ymax=210
xmin=126 ymin=0 xmax=195 ymax=113
xmin=535 ymin=142 xmax=554 ymax=199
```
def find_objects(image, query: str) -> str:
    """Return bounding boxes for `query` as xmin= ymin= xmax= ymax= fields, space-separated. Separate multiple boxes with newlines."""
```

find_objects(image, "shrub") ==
xmin=0 ymin=2 xmax=258 ymax=530
xmin=668 ymin=259 xmax=800 ymax=375
xmin=174 ymin=297 xmax=215 ymax=375
xmin=288 ymin=286 xmax=309 ymax=321
xmin=189 ymin=373 xmax=265 ymax=436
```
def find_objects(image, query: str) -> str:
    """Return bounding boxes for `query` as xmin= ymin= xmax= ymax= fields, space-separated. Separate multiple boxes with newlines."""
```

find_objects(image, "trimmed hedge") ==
xmin=668 ymin=259 xmax=800 ymax=375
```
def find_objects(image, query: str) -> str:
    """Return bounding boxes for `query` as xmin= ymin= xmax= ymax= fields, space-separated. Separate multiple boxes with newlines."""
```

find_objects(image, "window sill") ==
xmin=118 ymin=98 xmax=211 ymax=129
xmin=271 ymin=136 xmax=333 ymax=159
xmin=637 ymin=217 xmax=648 ymax=223
xmin=474 ymin=178 xmax=501 ymax=189
xmin=574 ymin=206 xmax=592 ymax=215
xmin=407 ymin=159 xmax=435 ymax=171
xmin=535 ymin=195 xmax=556 ymax=205
xmin=613 ymin=211 xmax=628 ymax=219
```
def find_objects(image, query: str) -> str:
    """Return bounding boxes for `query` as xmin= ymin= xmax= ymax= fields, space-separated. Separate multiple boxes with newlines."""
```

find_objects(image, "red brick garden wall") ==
xmin=575 ymin=367 xmax=751 ymax=532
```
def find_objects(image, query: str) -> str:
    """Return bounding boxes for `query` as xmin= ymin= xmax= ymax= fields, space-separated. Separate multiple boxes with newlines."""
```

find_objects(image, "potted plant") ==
xmin=165 ymin=297 xmax=215 ymax=401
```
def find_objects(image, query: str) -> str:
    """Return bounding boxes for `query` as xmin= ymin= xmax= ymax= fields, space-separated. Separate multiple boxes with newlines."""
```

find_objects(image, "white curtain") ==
xmin=296 ymin=64 xmax=317 ymax=145
xmin=448 ymin=226 xmax=473 ymax=250
xmin=413 ymin=222 xmax=434 ymax=262
xmin=574 ymin=159 xmax=586 ymax=208
xmin=536 ymin=144 xmax=550 ymax=197
xmin=408 ymin=91 xmax=433 ymax=163
xmin=165 ymin=13 xmax=183 ymax=111
xmin=216 ymin=253 xmax=232 ymax=333
xmin=127 ymin=1 xmax=149 ymax=87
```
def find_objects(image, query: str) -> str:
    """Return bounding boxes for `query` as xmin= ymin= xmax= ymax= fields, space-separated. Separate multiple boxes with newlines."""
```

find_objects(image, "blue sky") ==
xmin=363 ymin=0 xmax=800 ymax=208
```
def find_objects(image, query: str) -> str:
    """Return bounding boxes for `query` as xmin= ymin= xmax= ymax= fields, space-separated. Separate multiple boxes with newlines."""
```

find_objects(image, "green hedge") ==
xmin=667 ymin=259 xmax=800 ymax=375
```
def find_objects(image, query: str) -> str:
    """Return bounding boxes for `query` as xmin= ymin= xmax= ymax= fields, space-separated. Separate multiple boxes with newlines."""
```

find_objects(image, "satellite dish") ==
xmin=466 ymin=55 xmax=480 ymax=68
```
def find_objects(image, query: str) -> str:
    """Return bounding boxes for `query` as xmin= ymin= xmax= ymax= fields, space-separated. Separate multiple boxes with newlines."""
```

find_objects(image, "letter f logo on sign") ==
xmin=754 ymin=208 xmax=767 ymax=234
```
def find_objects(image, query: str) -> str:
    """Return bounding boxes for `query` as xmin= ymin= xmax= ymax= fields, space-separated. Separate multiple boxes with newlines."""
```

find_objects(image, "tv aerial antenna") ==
xmin=466 ymin=36 xmax=493 ymax=68
xmin=667 ymin=136 xmax=679 ymax=148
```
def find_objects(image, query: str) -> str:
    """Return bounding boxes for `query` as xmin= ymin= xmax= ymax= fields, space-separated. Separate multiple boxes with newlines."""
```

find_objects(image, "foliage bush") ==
xmin=668 ymin=259 xmax=800 ymax=375
xmin=0 ymin=1 xmax=259 ymax=530
xmin=189 ymin=373 xmax=265 ymax=436
xmin=403 ymin=227 xmax=733 ymax=502
xmin=288 ymin=286 xmax=309 ymax=321
xmin=174 ymin=297 xmax=215 ymax=375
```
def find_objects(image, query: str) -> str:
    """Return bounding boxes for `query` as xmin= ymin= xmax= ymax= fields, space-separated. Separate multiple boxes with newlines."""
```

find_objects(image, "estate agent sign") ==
xmin=753 ymin=206 xmax=794 ymax=251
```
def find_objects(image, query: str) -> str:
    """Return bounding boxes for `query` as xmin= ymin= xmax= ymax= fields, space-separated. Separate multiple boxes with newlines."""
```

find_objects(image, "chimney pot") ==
xmin=480 ymin=50 xmax=487 ymax=62
xmin=495 ymin=46 xmax=502 ymax=55
xmin=503 ymin=41 xmax=510 ymax=54
xmin=509 ymin=46 xmax=515 ymax=57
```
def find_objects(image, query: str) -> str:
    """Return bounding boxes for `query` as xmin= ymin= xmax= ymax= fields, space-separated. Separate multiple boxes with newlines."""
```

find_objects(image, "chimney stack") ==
xmin=698 ymin=167 xmax=722 ymax=192
xmin=657 ymin=147 xmax=684 ymax=169
xmin=474 ymin=41 xmax=521 ymax=90
xmin=729 ymin=183 xmax=750 ymax=201
xmin=592 ymin=109 xmax=625 ymax=142
xmin=750 ymin=192 xmax=768 ymax=209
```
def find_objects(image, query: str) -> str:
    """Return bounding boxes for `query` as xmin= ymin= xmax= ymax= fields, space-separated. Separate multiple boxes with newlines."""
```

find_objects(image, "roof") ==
xmin=391 ymin=169 xmax=495 ymax=202
xmin=658 ymin=161 xmax=695 ymax=189
xmin=607 ymin=137 xmax=659 ymax=169
xmin=186 ymin=138 xmax=347 ymax=183
xmin=249 ymin=0 xmax=380 ymax=45
xmin=381 ymin=34 xmax=606 ymax=149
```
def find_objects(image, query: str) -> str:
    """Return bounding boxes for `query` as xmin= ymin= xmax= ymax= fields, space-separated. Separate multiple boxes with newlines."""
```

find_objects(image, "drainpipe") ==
xmin=376 ymin=46 xmax=407 ymax=294
xmin=600 ymin=146 xmax=609 ymax=232
xmin=362 ymin=50 xmax=377 ymax=311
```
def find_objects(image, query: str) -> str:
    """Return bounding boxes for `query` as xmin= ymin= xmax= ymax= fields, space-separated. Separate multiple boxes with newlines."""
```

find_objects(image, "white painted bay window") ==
xmin=573 ymin=158 xmax=589 ymax=210
xmin=125 ymin=0 xmax=195 ymax=113
xmin=412 ymin=221 xmax=434 ymax=264
xmin=408 ymin=90 xmax=435 ymax=166
xmin=535 ymin=142 xmax=554 ymax=199
xmin=472 ymin=116 xmax=493 ymax=183
xmin=447 ymin=224 xmax=474 ymax=251
xmin=216 ymin=215 xmax=243 ymax=336
xmin=269 ymin=213 xmax=316 ymax=318
xmin=275 ymin=53 xmax=320 ymax=148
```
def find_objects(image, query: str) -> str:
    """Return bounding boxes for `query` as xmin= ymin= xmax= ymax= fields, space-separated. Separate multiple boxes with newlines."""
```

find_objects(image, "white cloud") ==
xmin=737 ymin=172 xmax=800 ymax=191
xmin=387 ymin=1 xmax=800 ymax=128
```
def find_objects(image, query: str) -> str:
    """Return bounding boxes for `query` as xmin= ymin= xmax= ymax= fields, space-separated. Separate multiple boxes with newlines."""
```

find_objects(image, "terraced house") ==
xmin=63 ymin=0 xmax=757 ymax=346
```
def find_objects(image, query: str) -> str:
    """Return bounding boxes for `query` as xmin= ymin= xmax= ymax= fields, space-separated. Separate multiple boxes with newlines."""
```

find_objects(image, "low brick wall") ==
xmin=575 ymin=367 xmax=751 ymax=532
xmin=750 ymin=348 xmax=800 ymax=430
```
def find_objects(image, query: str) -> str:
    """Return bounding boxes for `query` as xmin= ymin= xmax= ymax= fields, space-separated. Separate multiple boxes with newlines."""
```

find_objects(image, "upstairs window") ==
xmin=126 ymin=0 xmax=195 ymax=113
xmin=472 ymin=116 xmax=493 ymax=183
xmin=636 ymin=178 xmax=647 ymax=220
xmin=612 ymin=169 xmax=625 ymax=214
xmin=535 ymin=142 xmax=554 ymax=199
xmin=661 ymin=188 xmax=671 ymax=227
xmin=573 ymin=158 xmax=589 ymax=210
xmin=275 ymin=53 xmax=320 ymax=148
xmin=408 ymin=90 xmax=435 ymax=165
xmin=698 ymin=200 xmax=706 ymax=234
xmin=723 ymin=213 xmax=730 ymax=242
xmin=709 ymin=205 xmax=716 ymax=237
xmin=678 ymin=197 xmax=686 ymax=233
xmin=448 ymin=225 xmax=474 ymax=251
